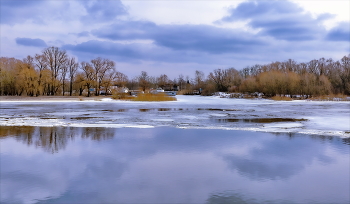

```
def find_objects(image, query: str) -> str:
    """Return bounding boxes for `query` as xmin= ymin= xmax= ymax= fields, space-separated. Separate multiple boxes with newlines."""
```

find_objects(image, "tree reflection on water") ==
xmin=0 ymin=126 xmax=115 ymax=153
xmin=0 ymin=126 xmax=348 ymax=155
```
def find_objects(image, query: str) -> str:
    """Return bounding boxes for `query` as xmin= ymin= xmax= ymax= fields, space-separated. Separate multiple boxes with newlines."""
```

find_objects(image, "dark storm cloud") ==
xmin=16 ymin=38 xmax=47 ymax=47
xmin=81 ymin=0 xmax=127 ymax=23
xmin=326 ymin=22 xmax=350 ymax=41
xmin=221 ymin=0 xmax=328 ymax=41
xmin=92 ymin=21 xmax=266 ymax=54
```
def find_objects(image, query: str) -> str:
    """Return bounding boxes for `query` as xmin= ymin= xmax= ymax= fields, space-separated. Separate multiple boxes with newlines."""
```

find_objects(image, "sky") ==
xmin=0 ymin=0 xmax=349 ymax=78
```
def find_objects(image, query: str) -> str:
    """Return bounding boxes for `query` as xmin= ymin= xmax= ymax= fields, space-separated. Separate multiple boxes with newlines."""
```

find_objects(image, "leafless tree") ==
xmin=67 ymin=57 xmax=79 ymax=96
xmin=208 ymin=69 xmax=229 ymax=92
xmin=81 ymin=61 xmax=95 ymax=97
xmin=90 ymin=57 xmax=116 ymax=96
xmin=42 ymin=47 xmax=68 ymax=95
xmin=194 ymin=70 xmax=204 ymax=90
xmin=114 ymin=71 xmax=129 ymax=87
xmin=34 ymin=54 xmax=48 ymax=95
xmin=177 ymin=74 xmax=185 ymax=91
xmin=138 ymin=71 xmax=150 ymax=91
xmin=157 ymin=74 xmax=169 ymax=89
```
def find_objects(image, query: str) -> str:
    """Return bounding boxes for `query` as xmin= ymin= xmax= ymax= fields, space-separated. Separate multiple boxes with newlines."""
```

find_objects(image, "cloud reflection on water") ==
xmin=0 ymin=127 xmax=349 ymax=203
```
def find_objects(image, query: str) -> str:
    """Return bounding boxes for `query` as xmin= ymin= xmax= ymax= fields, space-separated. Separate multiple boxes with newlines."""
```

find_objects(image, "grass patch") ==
xmin=112 ymin=93 xmax=134 ymax=100
xmin=271 ymin=96 xmax=293 ymax=101
xmin=132 ymin=93 xmax=177 ymax=101
xmin=310 ymin=94 xmax=349 ymax=101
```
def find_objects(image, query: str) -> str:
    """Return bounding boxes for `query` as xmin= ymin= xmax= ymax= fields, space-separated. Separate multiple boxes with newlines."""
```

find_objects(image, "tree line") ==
xmin=0 ymin=46 xmax=349 ymax=97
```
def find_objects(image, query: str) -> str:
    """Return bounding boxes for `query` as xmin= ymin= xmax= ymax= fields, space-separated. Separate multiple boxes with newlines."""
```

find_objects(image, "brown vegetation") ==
xmin=111 ymin=92 xmax=134 ymax=100
xmin=132 ymin=93 xmax=177 ymax=102
xmin=0 ymin=46 xmax=349 ymax=99
xmin=271 ymin=96 xmax=293 ymax=101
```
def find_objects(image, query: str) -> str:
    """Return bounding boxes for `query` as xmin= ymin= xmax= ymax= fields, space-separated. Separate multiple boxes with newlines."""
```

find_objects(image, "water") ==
xmin=1 ymin=96 xmax=349 ymax=136
xmin=1 ymin=126 xmax=349 ymax=204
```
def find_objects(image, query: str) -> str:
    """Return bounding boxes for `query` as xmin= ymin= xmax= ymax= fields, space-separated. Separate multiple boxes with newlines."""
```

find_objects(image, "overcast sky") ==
xmin=1 ymin=0 xmax=349 ymax=78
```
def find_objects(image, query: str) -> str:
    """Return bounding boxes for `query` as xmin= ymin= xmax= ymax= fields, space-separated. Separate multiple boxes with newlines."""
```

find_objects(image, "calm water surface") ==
xmin=0 ymin=126 xmax=349 ymax=204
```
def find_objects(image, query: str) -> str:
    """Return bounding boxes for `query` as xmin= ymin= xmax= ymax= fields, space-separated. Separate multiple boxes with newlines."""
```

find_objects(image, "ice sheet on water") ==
xmin=1 ymin=96 xmax=349 ymax=137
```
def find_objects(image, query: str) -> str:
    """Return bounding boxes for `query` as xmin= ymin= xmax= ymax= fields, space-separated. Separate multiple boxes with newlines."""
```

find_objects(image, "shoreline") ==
xmin=0 ymin=95 xmax=349 ymax=102
xmin=0 ymin=96 xmax=113 ymax=102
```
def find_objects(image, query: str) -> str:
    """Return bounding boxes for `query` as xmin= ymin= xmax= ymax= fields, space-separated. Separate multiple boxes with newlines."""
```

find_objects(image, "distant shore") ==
xmin=0 ymin=96 xmax=113 ymax=102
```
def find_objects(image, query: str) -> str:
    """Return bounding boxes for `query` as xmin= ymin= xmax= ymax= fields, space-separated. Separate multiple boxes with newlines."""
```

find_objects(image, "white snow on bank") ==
xmin=1 ymin=95 xmax=349 ymax=137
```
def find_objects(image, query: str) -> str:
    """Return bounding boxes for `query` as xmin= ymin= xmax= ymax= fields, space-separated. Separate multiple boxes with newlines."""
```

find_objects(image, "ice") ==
xmin=0 ymin=95 xmax=349 ymax=137
xmin=151 ymin=119 xmax=175 ymax=122
xmin=263 ymin=122 xmax=304 ymax=128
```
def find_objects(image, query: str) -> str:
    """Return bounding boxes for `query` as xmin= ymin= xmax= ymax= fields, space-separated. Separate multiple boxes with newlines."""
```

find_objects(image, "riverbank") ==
xmin=0 ymin=96 xmax=112 ymax=102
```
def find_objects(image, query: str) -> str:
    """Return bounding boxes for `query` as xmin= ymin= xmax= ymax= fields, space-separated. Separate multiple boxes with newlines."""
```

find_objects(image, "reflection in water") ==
xmin=116 ymin=109 xmax=127 ymax=112
xmin=206 ymin=191 xmax=302 ymax=204
xmin=0 ymin=126 xmax=115 ymax=153
xmin=139 ymin=108 xmax=151 ymax=112
xmin=213 ymin=118 xmax=308 ymax=123
xmin=207 ymin=192 xmax=256 ymax=204
xmin=198 ymin=108 xmax=240 ymax=111
xmin=0 ymin=126 xmax=349 ymax=204
xmin=158 ymin=108 xmax=172 ymax=111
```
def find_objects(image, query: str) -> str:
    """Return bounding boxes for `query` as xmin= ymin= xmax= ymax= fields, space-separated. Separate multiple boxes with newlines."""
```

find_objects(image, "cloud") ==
xmin=221 ymin=0 xmax=328 ymax=41
xmin=63 ymin=40 xmax=144 ymax=61
xmin=154 ymin=24 xmax=266 ymax=53
xmin=76 ymin=31 xmax=91 ymax=37
xmin=0 ymin=0 xmax=46 ymax=24
xmin=326 ymin=22 xmax=350 ymax=41
xmin=1 ymin=0 xmax=127 ymax=25
xmin=223 ymin=134 xmax=336 ymax=180
xmin=15 ymin=38 xmax=47 ymax=47
xmin=92 ymin=21 xmax=266 ymax=54
xmin=92 ymin=20 xmax=157 ymax=40
xmin=81 ymin=0 xmax=127 ymax=23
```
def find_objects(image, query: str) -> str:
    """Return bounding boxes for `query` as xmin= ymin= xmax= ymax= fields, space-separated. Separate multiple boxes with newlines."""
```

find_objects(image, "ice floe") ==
xmin=1 ymin=95 xmax=349 ymax=137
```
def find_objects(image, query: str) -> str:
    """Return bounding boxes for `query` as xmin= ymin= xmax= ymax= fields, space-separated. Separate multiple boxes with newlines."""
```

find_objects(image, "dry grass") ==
xmin=271 ymin=96 xmax=293 ymax=101
xmin=132 ymin=93 xmax=177 ymax=101
xmin=310 ymin=94 xmax=349 ymax=101
xmin=111 ymin=93 xmax=134 ymax=100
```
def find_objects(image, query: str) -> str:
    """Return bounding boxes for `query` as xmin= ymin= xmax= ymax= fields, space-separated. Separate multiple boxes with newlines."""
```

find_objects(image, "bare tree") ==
xmin=114 ymin=71 xmax=129 ymax=87
xmin=67 ymin=57 xmax=79 ymax=96
xmin=61 ymin=64 xmax=68 ymax=96
xmin=225 ymin=68 xmax=241 ymax=91
xmin=90 ymin=57 xmax=116 ymax=96
xmin=194 ymin=70 xmax=204 ymax=90
xmin=42 ymin=47 xmax=68 ymax=95
xmin=157 ymin=74 xmax=169 ymax=89
xmin=34 ymin=54 xmax=48 ymax=95
xmin=81 ymin=61 xmax=95 ymax=97
xmin=138 ymin=71 xmax=150 ymax=91
xmin=177 ymin=74 xmax=185 ymax=91
xmin=208 ymin=69 xmax=229 ymax=92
